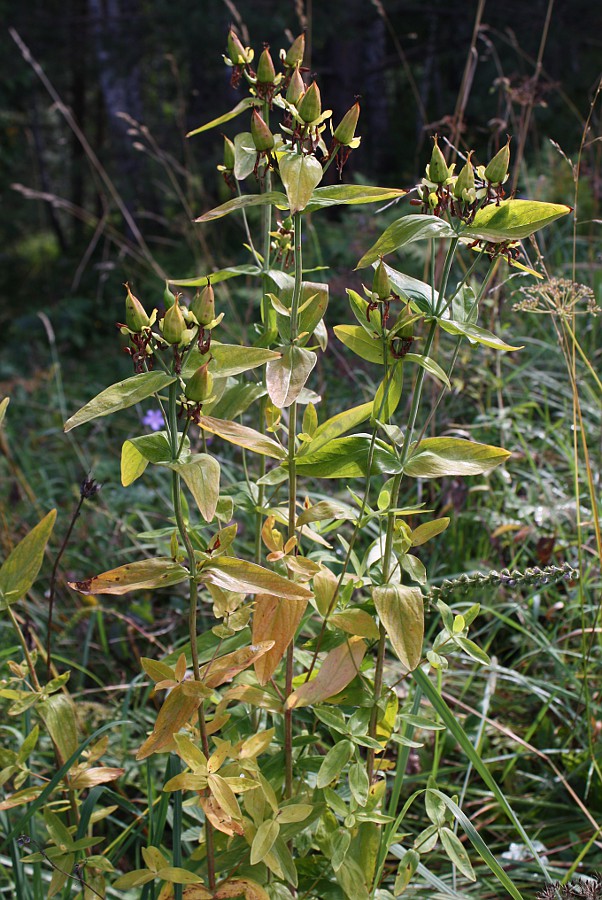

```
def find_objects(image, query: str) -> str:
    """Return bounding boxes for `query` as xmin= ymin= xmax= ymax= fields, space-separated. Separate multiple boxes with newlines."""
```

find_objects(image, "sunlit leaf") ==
xmin=0 ymin=509 xmax=56 ymax=608
xmin=64 ymin=372 xmax=176 ymax=431
xmin=169 ymin=454 xmax=220 ymax=522
xmin=136 ymin=685 xmax=203 ymax=760
xmin=195 ymin=192 xmax=288 ymax=223
xmin=251 ymin=819 xmax=280 ymax=865
xmin=305 ymin=184 xmax=406 ymax=212
xmin=69 ymin=558 xmax=189 ymax=595
xmin=334 ymin=324 xmax=387 ymax=364
xmin=199 ymin=642 xmax=275 ymax=688
xmin=373 ymin=584 xmax=424 ymax=671
xmin=404 ymin=437 xmax=510 ymax=478
xmin=198 ymin=415 xmax=286 ymax=459
xmin=279 ymin=152 xmax=323 ymax=213
xmin=356 ymin=215 xmax=456 ymax=269
xmin=286 ymin=637 xmax=366 ymax=709
xmin=437 ymin=318 xmax=522 ymax=351
xmin=202 ymin=557 xmax=312 ymax=600
xmin=300 ymin=402 xmax=373 ymax=457
xmin=329 ymin=608 xmax=379 ymax=640
xmin=461 ymin=198 xmax=571 ymax=243
xmin=253 ymin=594 xmax=307 ymax=684
xmin=294 ymin=436 xmax=401 ymax=479
xmin=186 ymin=97 xmax=256 ymax=136
xmin=182 ymin=343 xmax=281 ymax=378
xmin=266 ymin=345 xmax=316 ymax=408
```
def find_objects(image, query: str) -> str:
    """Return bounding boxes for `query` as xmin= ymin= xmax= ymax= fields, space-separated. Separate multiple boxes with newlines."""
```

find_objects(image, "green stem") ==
xmin=167 ymin=382 xmax=216 ymax=890
xmin=7 ymin=605 xmax=41 ymax=693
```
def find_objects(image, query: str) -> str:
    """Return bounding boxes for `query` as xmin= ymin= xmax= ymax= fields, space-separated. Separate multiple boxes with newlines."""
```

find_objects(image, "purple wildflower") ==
xmin=142 ymin=408 xmax=165 ymax=431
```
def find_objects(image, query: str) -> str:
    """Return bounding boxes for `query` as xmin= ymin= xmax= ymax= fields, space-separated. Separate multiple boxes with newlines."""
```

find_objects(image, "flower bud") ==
xmin=286 ymin=68 xmax=305 ymax=105
xmin=297 ymin=81 xmax=322 ymax=124
xmin=427 ymin=136 xmax=450 ymax=185
xmin=333 ymin=101 xmax=360 ymax=146
xmin=125 ymin=283 xmax=150 ymax=332
xmin=161 ymin=297 xmax=186 ymax=345
xmin=251 ymin=109 xmax=275 ymax=151
xmin=257 ymin=47 xmax=276 ymax=85
xmin=284 ymin=33 xmax=305 ymax=69
xmin=191 ymin=284 xmax=215 ymax=327
xmin=222 ymin=135 xmax=235 ymax=171
xmin=372 ymin=260 xmax=390 ymax=300
xmin=453 ymin=152 xmax=475 ymax=200
xmin=484 ymin=138 xmax=511 ymax=185
xmin=185 ymin=362 xmax=213 ymax=403
xmin=227 ymin=29 xmax=252 ymax=66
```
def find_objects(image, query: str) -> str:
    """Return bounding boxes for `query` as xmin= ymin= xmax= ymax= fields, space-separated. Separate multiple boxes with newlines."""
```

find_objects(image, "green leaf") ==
xmin=296 ymin=500 xmax=355 ymax=525
xmin=403 ymin=353 xmax=450 ymax=387
xmin=453 ymin=636 xmax=491 ymax=666
xmin=349 ymin=760 xmax=370 ymax=806
xmin=277 ymin=803 xmax=313 ymax=824
xmin=121 ymin=441 xmax=149 ymax=486
xmin=44 ymin=807 xmax=73 ymax=849
xmin=121 ymin=432 xmax=173 ymax=486
xmin=329 ymin=609 xmax=379 ymax=640
xmin=195 ymin=191 xmax=289 ymax=223
xmin=169 ymin=264 xmax=261 ymax=288
xmin=404 ymin=437 xmax=510 ymax=478
xmin=68 ymin=558 xmax=189 ymax=595
xmin=400 ymin=553 xmax=427 ymax=585
xmin=266 ymin=345 xmax=316 ymax=408
xmin=279 ymin=152 xmax=323 ymax=213
xmin=437 ymin=318 xmax=522 ymax=352
xmin=384 ymin=264 xmax=439 ymax=315
xmin=198 ymin=415 xmax=286 ymax=459
xmin=233 ymin=131 xmax=257 ymax=180
xmin=0 ymin=509 xmax=56 ymax=608
xmin=334 ymin=324 xmax=387 ymax=364
xmin=251 ymin=819 xmax=280 ymax=865
xmin=373 ymin=364 xmax=404 ymax=422
xmin=410 ymin=517 xmax=450 ymax=546
xmin=305 ymin=184 xmax=406 ymax=212
xmin=316 ymin=739 xmax=354 ymax=788
xmin=394 ymin=848 xmax=420 ymax=894
xmin=373 ymin=584 xmax=424 ymax=671
xmin=331 ymin=829 xmax=352 ymax=870
xmin=271 ymin=280 xmax=329 ymax=345
xmin=64 ymin=372 xmax=176 ymax=432
xmin=356 ymin=215 xmax=456 ymax=269
xmin=112 ymin=869 xmax=156 ymax=889
xmin=169 ymin=454 xmax=220 ymax=522
xmin=186 ymin=97 xmax=256 ymax=136
xmin=156 ymin=866 xmax=205 ymax=885
xmin=301 ymin=402 xmax=373 ymax=457
xmin=38 ymin=694 xmax=78 ymax=766
xmin=183 ymin=342 xmax=281 ymax=379
xmin=294 ymin=436 xmax=401 ymax=479
xmin=201 ymin=557 xmax=313 ymax=601
xmin=461 ymin=198 xmax=571 ymax=243
xmin=440 ymin=826 xmax=476 ymax=881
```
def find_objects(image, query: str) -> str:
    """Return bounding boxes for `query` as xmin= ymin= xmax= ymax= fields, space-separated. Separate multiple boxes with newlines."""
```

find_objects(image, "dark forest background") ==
xmin=1 ymin=0 xmax=600 ymax=359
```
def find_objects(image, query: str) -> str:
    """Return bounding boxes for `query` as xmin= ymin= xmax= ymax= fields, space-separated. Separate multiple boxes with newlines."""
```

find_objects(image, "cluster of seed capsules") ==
xmin=428 ymin=561 xmax=578 ymax=603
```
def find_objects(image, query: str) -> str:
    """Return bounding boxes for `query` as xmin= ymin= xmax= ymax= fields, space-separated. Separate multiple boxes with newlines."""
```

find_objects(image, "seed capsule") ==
xmin=484 ymin=138 xmax=511 ymax=185
xmin=297 ymin=81 xmax=322 ymax=124
xmin=372 ymin=260 xmax=390 ymax=300
xmin=427 ymin=136 xmax=449 ymax=185
xmin=284 ymin=33 xmax=305 ymax=69
xmin=286 ymin=68 xmax=305 ymax=105
xmin=257 ymin=47 xmax=276 ymax=85
xmin=251 ymin=109 xmax=275 ymax=151
xmin=125 ymin=283 xmax=150 ymax=332
xmin=222 ymin=135 xmax=235 ymax=171
xmin=453 ymin=152 xmax=476 ymax=200
xmin=161 ymin=297 xmax=186 ymax=345
xmin=185 ymin=362 xmax=213 ymax=403
xmin=333 ymin=101 xmax=360 ymax=146
xmin=191 ymin=284 xmax=215 ymax=327
xmin=227 ymin=29 xmax=251 ymax=66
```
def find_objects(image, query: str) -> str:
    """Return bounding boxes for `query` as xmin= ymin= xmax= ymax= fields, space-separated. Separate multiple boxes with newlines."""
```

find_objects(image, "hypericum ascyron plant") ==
xmin=58 ymin=25 xmax=572 ymax=900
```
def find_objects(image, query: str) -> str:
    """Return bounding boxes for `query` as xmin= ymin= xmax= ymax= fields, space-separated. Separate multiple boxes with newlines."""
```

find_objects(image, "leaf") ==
xmin=296 ymin=500 xmax=355 ymax=525
xmin=157 ymin=867 xmax=205 ymax=885
xmin=199 ymin=642 xmax=275 ymax=688
xmin=334 ymin=324 xmax=387 ymax=364
xmin=404 ymin=353 xmax=451 ymax=388
xmin=200 ymin=794 xmax=245 ymax=836
xmin=300 ymin=402 xmax=373 ymax=456
xmin=69 ymin=766 xmax=125 ymax=789
xmin=440 ymin=826 xmax=476 ymax=881
xmin=266 ymin=346 xmax=316 ymax=408
xmin=394 ymin=849 xmax=420 ymax=895
xmin=437 ymin=318 xmax=522 ymax=351
xmin=285 ymin=637 xmax=366 ymax=709
xmin=0 ymin=509 xmax=56 ymax=608
xmin=121 ymin=441 xmax=149 ymax=486
xmin=64 ymin=372 xmax=176 ymax=431
xmin=170 ymin=455 xmax=220 ymax=522
xmin=404 ymin=437 xmax=510 ymax=478
xmin=182 ymin=343 xmax=281 ymax=378
xmin=400 ymin=553 xmax=427 ymax=585
xmin=277 ymin=804 xmax=313 ymax=824
xmin=208 ymin=772 xmax=242 ymax=820
xmin=373 ymin=364 xmax=404 ymax=421
xmin=198 ymin=416 xmax=286 ymax=459
xmin=195 ymin=192 xmax=288 ymax=223
xmin=461 ymin=198 xmax=571 ymax=243
xmin=0 ymin=397 xmax=10 ymax=428
xmin=169 ymin=264 xmax=261 ymax=288
xmin=279 ymin=152 xmax=323 ymax=213
xmin=186 ymin=97 xmax=256 ymax=136
xmin=251 ymin=819 xmax=280 ymax=864
xmin=384 ymin=264 xmax=440 ymax=314
xmin=38 ymin=694 xmax=78 ymax=765
xmin=233 ymin=131 xmax=257 ymax=180
xmin=121 ymin=432 xmax=173 ymax=486
xmin=294 ymin=436 xmax=401 ymax=479
xmin=329 ymin=609 xmax=379 ymax=640
xmin=202 ymin=557 xmax=313 ymax=601
xmin=305 ymin=184 xmax=406 ymax=212
xmin=356 ymin=215 xmax=456 ymax=268
xmin=69 ymin=558 xmax=189 ymax=595
xmin=411 ymin=517 xmax=450 ymax=546
xmin=349 ymin=761 xmax=370 ymax=806
xmin=271 ymin=281 xmax=329 ymax=345
xmin=253 ymin=594 xmax=308 ymax=685
xmin=214 ymin=878 xmax=270 ymax=899
xmin=112 ymin=869 xmax=156 ymax=889
xmin=373 ymin=584 xmax=424 ymax=671
xmin=316 ymin=740 xmax=354 ymax=788
xmin=136 ymin=685 xmax=202 ymax=759
xmin=141 ymin=657 xmax=176 ymax=683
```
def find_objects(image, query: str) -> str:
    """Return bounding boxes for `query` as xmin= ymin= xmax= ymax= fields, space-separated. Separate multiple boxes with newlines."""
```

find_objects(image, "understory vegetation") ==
xmin=0 ymin=7 xmax=600 ymax=900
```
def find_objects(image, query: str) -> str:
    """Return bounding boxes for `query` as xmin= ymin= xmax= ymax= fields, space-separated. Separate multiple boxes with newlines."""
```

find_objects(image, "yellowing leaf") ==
xmin=286 ymin=637 xmax=366 ymax=709
xmin=0 ymin=509 xmax=56 ymax=608
xmin=279 ymin=152 xmax=323 ymax=213
xmin=69 ymin=558 xmax=189 ymax=595
xmin=373 ymin=584 xmax=424 ymax=671
xmin=136 ymin=685 xmax=202 ymax=760
xmin=462 ymin=198 xmax=571 ymax=243
xmin=68 ymin=766 xmax=124 ymax=789
xmin=199 ymin=642 xmax=275 ymax=688
xmin=198 ymin=416 xmax=286 ymax=459
xmin=410 ymin=517 xmax=450 ymax=547
xmin=266 ymin=345 xmax=316 ymax=409
xmin=214 ymin=877 xmax=270 ymax=899
xmin=253 ymin=594 xmax=307 ymax=684
xmin=202 ymin=557 xmax=313 ymax=601
xmin=329 ymin=609 xmax=379 ymax=640
xmin=170 ymin=454 xmax=220 ymax=522
xmin=404 ymin=437 xmax=510 ymax=478
xmin=200 ymin=794 xmax=245 ymax=836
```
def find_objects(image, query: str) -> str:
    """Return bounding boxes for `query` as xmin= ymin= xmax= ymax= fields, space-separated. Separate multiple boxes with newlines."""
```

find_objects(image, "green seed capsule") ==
xmin=297 ymin=81 xmax=322 ymax=124
xmin=191 ymin=284 xmax=215 ymax=327
xmin=372 ymin=260 xmax=390 ymax=300
xmin=125 ymin=283 xmax=150 ymax=332
xmin=161 ymin=298 xmax=186 ymax=345
xmin=427 ymin=136 xmax=449 ymax=185
xmin=185 ymin=362 xmax=213 ymax=403
xmin=286 ymin=68 xmax=305 ymax=105
xmin=484 ymin=138 xmax=511 ymax=185
xmin=333 ymin=101 xmax=360 ymax=146
xmin=284 ymin=33 xmax=305 ymax=69
xmin=227 ymin=29 xmax=250 ymax=66
xmin=453 ymin=152 xmax=475 ymax=200
xmin=222 ymin=135 xmax=235 ymax=171
xmin=251 ymin=109 xmax=275 ymax=151
xmin=257 ymin=47 xmax=276 ymax=84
